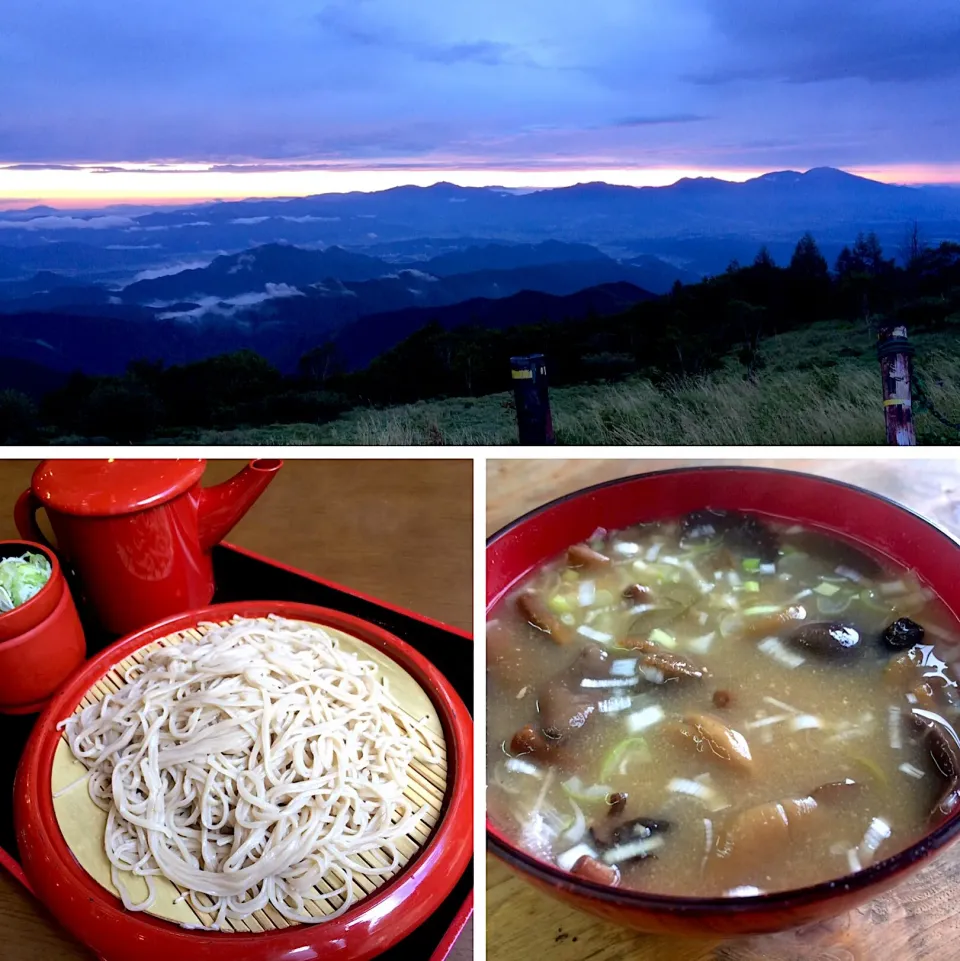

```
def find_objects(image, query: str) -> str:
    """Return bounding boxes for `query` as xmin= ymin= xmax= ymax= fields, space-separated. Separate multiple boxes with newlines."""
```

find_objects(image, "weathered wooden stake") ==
xmin=877 ymin=324 xmax=916 ymax=446
xmin=510 ymin=353 xmax=554 ymax=445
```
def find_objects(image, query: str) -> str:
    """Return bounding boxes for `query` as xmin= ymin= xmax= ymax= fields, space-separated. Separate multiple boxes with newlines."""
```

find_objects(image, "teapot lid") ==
xmin=32 ymin=459 xmax=207 ymax=517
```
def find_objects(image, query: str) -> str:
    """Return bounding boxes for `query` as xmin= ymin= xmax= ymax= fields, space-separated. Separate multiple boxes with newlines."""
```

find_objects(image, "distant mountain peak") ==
xmin=747 ymin=167 xmax=885 ymax=189
xmin=755 ymin=170 xmax=804 ymax=184
xmin=671 ymin=176 xmax=727 ymax=189
xmin=803 ymin=167 xmax=890 ymax=188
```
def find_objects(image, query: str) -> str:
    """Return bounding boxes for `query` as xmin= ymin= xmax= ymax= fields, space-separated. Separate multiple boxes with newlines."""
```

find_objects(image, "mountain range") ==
xmin=2 ymin=167 xmax=959 ymax=392
xmin=0 ymin=278 xmax=654 ymax=384
xmin=2 ymin=168 xmax=959 ymax=285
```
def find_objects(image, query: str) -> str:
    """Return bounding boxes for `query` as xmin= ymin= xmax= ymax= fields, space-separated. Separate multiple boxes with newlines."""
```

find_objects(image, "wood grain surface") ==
xmin=486 ymin=456 xmax=960 ymax=961
xmin=0 ymin=457 xmax=473 ymax=961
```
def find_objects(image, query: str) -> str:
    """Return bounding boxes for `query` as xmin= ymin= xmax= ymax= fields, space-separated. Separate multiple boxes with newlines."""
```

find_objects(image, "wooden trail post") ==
xmin=510 ymin=353 xmax=554 ymax=445
xmin=877 ymin=324 xmax=916 ymax=446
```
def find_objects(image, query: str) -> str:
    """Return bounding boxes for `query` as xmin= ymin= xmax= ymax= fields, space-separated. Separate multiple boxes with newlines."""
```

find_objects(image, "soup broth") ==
xmin=487 ymin=511 xmax=960 ymax=897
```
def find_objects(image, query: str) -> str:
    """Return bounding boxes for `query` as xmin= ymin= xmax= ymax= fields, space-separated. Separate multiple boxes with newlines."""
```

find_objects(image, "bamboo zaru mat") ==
xmin=50 ymin=617 xmax=448 ymax=932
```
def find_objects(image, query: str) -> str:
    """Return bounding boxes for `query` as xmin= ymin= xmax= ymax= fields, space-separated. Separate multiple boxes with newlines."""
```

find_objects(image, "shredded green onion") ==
xmin=742 ymin=558 xmax=761 ymax=572
xmin=0 ymin=552 xmax=52 ymax=612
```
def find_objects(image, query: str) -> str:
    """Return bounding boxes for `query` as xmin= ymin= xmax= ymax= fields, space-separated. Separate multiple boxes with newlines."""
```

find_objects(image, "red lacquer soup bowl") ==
xmin=15 ymin=601 xmax=473 ymax=961
xmin=486 ymin=466 xmax=960 ymax=936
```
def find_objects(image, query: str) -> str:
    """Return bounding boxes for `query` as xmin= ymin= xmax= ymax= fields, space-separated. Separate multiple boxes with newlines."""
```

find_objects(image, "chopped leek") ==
xmin=547 ymin=594 xmax=572 ymax=614
xmin=601 ymin=835 xmax=664 ymax=864
xmin=648 ymin=627 xmax=676 ymax=648
xmin=562 ymin=776 xmax=614 ymax=803
xmin=848 ymin=753 xmax=888 ymax=785
xmin=814 ymin=582 xmax=841 ymax=597
xmin=557 ymin=842 xmax=598 ymax=872
xmin=817 ymin=593 xmax=856 ymax=615
xmin=576 ymin=625 xmax=613 ymax=643
xmin=743 ymin=580 xmax=760 ymax=593
xmin=600 ymin=736 xmax=651 ymax=780
xmin=743 ymin=604 xmax=784 ymax=616
xmin=625 ymin=706 xmax=665 ymax=733
xmin=578 ymin=580 xmax=597 ymax=607
xmin=742 ymin=558 xmax=761 ymax=572
xmin=561 ymin=800 xmax=587 ymax=844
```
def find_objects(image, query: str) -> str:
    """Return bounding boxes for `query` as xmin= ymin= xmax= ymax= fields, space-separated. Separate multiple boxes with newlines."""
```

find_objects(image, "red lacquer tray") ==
xmin=0 ymin=543 xmax=474 ymax=961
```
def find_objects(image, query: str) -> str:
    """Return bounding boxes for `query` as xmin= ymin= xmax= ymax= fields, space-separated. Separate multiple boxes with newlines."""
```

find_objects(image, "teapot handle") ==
xmin=14 ymin=490 xmax=55 ymax=550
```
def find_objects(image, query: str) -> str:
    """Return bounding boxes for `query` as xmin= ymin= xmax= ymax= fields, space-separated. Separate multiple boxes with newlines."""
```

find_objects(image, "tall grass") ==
xmin=149 ymin=327 xmax=960 ymax=446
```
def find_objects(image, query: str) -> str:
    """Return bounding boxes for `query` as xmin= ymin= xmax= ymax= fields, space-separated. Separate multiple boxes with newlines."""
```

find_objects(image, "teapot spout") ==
xmin=198 ymin=459 xmax=282 ymax=551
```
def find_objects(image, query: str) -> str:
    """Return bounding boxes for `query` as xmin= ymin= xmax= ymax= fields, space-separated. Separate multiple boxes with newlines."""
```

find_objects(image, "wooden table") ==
xmin=486 ymin=457 xmax=960 ymax=961
xmin=0 ymin=458 xmax=473 ymax=961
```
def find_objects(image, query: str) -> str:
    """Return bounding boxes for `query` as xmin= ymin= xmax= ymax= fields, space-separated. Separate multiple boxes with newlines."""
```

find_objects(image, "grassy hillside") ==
xmin=154 ymin=320 xmax=960 ymax=445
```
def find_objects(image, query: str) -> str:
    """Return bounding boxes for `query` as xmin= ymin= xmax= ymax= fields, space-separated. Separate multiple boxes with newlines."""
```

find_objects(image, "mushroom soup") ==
xmin=487 ymin=511 xmax=960 ymax=896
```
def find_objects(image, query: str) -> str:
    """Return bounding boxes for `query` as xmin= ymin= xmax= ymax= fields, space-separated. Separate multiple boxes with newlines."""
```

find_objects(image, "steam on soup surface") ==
xmin=487 ymin=511 xmax=960 ymax=897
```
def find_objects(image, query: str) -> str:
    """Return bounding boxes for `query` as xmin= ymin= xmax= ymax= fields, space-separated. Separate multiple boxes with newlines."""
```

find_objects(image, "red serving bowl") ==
xmin=486 ymin=466 xmax=960 ymax=936
xmin=15 ymin=601 xmax=473 ymax=961
xmin=0 ymin=540 xmax=86 ymax=714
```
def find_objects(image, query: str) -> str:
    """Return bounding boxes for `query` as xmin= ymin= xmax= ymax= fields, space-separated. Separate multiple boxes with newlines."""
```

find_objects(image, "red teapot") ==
xmin=15 ymin=459 xmax=282 ymax=635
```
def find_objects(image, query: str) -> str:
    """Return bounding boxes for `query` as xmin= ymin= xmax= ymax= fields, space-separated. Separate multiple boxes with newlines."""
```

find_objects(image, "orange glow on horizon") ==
xmin=1 ymin=162 xmax=958 ymax=209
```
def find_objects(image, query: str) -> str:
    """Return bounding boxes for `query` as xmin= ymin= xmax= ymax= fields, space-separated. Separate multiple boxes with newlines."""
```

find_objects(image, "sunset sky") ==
xmin=2 ymin=0 xmax=959 ymax=206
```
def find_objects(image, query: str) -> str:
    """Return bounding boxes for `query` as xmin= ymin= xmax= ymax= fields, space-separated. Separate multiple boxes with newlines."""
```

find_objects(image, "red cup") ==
xmin=487 ymin=466 xmax=960 ymax=936
xmin=0 ymin=540 xmax=86 ymax=715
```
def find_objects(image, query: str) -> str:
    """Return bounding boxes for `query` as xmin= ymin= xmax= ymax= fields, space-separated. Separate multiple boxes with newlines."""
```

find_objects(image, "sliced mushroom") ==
xmin=784 ymin=530 xmax=883 ymax=578
xmin=606 ymin=792 xmax=629 ymax=817
xmin=539 ymin=684 xmax=597 ymax=739
xmin=567 ymin=543 xmax=611 ymax=570
xmin=679 ymin=509 xmax=779 ymax=562
xmin=912 ymin=681 xmax=940 ymax=712
xmin=571 ymin=854 xmax=620 ymax=886
xmin=510 ymin=724 xmax=549 ymax=758
xmin=623 ymin=583 xmax=651 ymax=602
xmin=932 ymin=783 xmax=960 ymax=826
xmin=577 ymin=643 xmax=612 ymax=677
xmin=640 ymin=651 xmax=710 ymax=682
xmin=675 ymin=713 xmax=753 ymax=773
xmin=712 ymin=689 xmax=733 ymax=709
xmin=516 ymin=590 xmax=570 ymax=643
xmin=590 ymin=816 xmax=670 ymax=849
xmin=882 ymin=617 xmax=925 ymax=651
xmin=535 ymin=644 xmax=610 ymax=742
xmin=810 ymin=778 xmax=863 ymax=805
xmin=918 ymin=711 xmax=960 ymax=781
xmin=738 ymin=604 xmax=807 ymax=642
xmin=885 ymin=647 xmax=923 ymax=690
xmin=789 ymin=621 xmax=861 ymax=658
xmin=911 ymin=708 xmax=960 ymax=824
xmin=712 ymin=796 xmax=819 ymax=884
xmin=618 ymin=636 xmax=658 ymax=654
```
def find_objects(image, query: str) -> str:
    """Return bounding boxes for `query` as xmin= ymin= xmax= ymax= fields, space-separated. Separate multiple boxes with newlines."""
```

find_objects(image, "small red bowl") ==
xmin=15 ymin=600 xmax=473 ymax=961
xmin=0 ymin=540 xmax=86 ymax=714
xmin=487 ymin=466 xmax=960 ymax=936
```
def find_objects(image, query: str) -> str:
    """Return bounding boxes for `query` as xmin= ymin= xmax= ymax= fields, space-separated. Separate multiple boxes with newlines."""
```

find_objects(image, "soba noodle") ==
xmin=58 ymin=615 xmax=441 ymax=927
